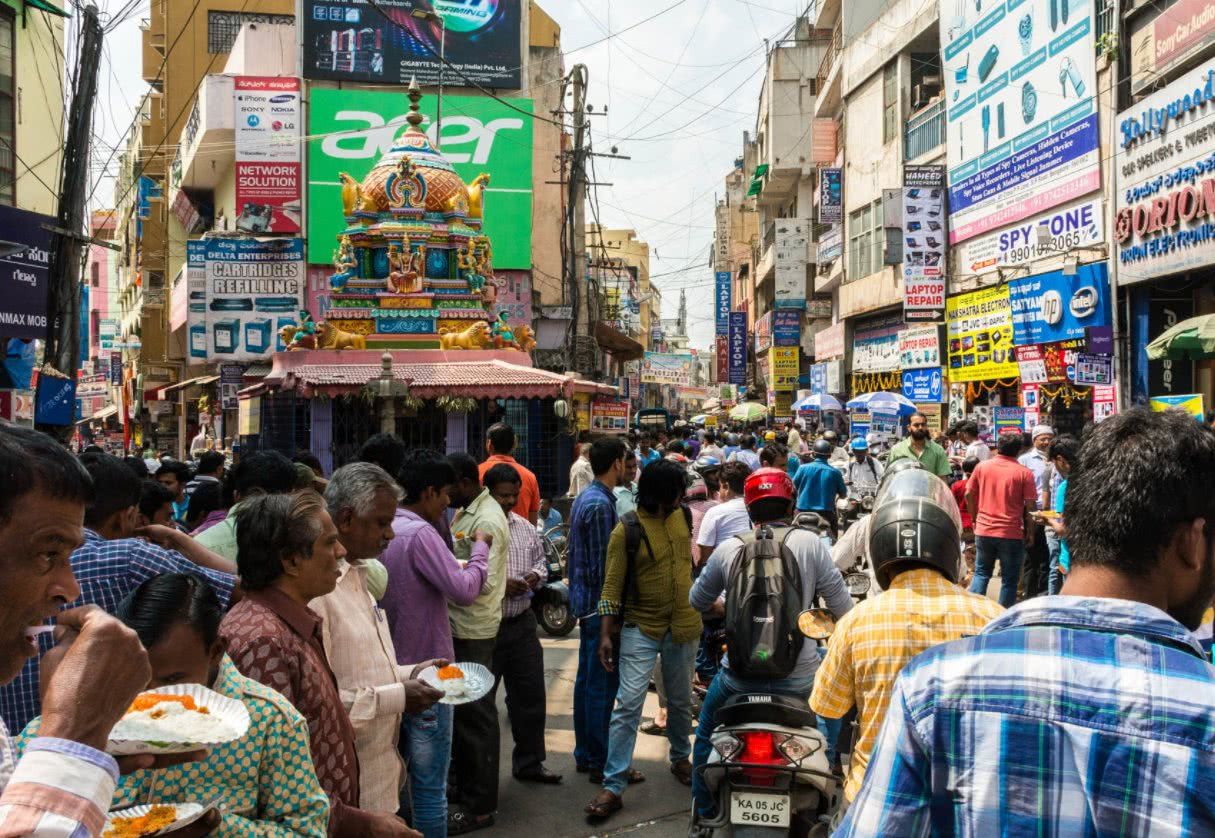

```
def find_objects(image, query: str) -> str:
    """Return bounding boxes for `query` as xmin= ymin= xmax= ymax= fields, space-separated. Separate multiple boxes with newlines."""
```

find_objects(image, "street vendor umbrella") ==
xmin=690 ymin=414 xmax=708 ymax=425
xmin=702 ymin=398 xmax=722 ymax=412
xmin=729 ymin=402 xmax=768 ymax=423
xmin=846 ymin=391 xmax=917 ymax=417
xmin=1147 ymin=314 xmax=1215 ymax=360
xmin=792 ymin=393 xmax=843 ymax=412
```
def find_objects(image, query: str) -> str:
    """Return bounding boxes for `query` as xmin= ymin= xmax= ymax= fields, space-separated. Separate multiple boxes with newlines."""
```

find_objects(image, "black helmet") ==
xmin=867 ymin=466 xmax=962 ymax=588
xmin=812 ymin=439 xmax=833 ymax=458
xmin=877 ymin=457 xmax=927 ymax=490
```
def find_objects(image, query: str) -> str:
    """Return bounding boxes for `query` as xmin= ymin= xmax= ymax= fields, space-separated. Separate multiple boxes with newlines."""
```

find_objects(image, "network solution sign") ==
xmin=939 ymin=0 xmax=1100 ymax=243
xmin=1114 ymin=63 xmax=1215 ymax=283
xmin=307 ymin=87 xmax=533 ymax=267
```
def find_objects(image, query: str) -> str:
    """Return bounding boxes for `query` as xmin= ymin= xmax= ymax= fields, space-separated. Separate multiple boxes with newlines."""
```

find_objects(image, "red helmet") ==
xmin=743 ymin=467 xmax=795 ymax=508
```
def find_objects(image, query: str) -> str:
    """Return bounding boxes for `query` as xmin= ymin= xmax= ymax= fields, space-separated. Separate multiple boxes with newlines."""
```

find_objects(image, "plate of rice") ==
xmin=107 ymin=684 xmax=250 ymax=755
xmin=417 ymin=662 xmax=492 ymax=705
xmin=103 ymin=802 xmax=213 ymax=837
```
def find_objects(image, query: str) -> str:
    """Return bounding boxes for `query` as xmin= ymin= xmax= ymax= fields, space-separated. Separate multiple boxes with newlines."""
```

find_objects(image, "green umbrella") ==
xmin=729 ymin=402 xmax=768 ymax=423
xmin=1146 ymin=314 xmax=1215 ymax=360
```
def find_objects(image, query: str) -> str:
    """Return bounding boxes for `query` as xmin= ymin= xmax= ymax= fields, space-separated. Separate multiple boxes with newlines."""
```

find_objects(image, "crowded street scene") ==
xmin=3 ymin=0 xmax=1215 ymax=835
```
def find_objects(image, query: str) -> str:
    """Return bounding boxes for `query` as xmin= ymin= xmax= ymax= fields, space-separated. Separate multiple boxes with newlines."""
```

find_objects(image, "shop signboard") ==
xmin=1148 ymin=293 xmax=1195 ymax=396
xmin=818 ymin=168 xmax=843 ymax=224
xmin=994 ymin=406 xmax=1025 ymax=436
xmin=940 ymin=0 xmax=1100 ymax=244
xmin=901 ymin=368 xmax=945 ymax=402
xmin=825 ymin=359 xmax=844 ymax=394
xmin=591 ymin=397 xmax=630 ymax=432
xmin=307 ymin=87 xmax=533 ymax=267
xmin=945 ymin=284 xmax=1019 ymax=382
xmin=1009 ymin=262 xmax=1110 ymax=346
xmin=774 ymin=219 xmax=809 ymax=309
xmin=35 ymin=375 xmax=75 ymax=426
xmin=234 ymin=77 xmax=302 ymax=234
xmin=0 ymin=203 xmax=54 ymax=340
xmin=956 ymin=198 xmax=1104 ymax=277
xmin=850 ymin=410 xmax=871 ymax=439
xmin=301 ymin=0 xmax=522 ymax=89
xmin=869 ymin=408 xmax=900 ymax=443
xmin=728 ymin=312 xmax=747 ymax=385
xmin=773 ymin=310 xmax=800 ymax=346
xmin=1016 ymin=340 xmax=1084 ymax=383
xmin=1093 ymin=384 xmax=1117 ymax=421
xmin=1151 ymin=393 xmax=1205 ymax=420
xmin=715 ymin=335 xmax=729 ymax=382
xmin=77 ymin=374 xmax=108 ymax=399
xmin=754 ymin=311 xmax=773 ymax=354
xmin=851 ymin=314 xmax=902 ymax=373
xmin=769 ymin=346 xmax=799 ymax=391
xmin=1130 ymin=0 xmax=1215 ymax=93
xmin=1115 ymin=63 xmax=1215 ymax=283
xmin=715 ymin=271 xmax=732 ymax=335
xmin=98 ymin=319 xmax=118 ymax=351
xmin=1022 ymin=383 xmax=1041 ymax=428
xmin=219 ymin=364 xmax=244 ymax=411
xmin=898 ymin=324 xmax=941 ymax=369
xmin=818 ymin=224 xmax=843 ymax=263
xmin=641 ymin=352 xmax=693 ymax=386
xmin=809 ymin=363 xmax=826 ymax=396
xmin=902 ymin=165 xmax=947 ymax=321
xmin=815 ymin=321 xmax=845 ymax=360
xmin=1073 ymin=352 xmax=1113 ymax=385
xmin=186 ymin=241 xmax=207 ymax=360
xmin=204 ymin=237 xmax=305 ymax=363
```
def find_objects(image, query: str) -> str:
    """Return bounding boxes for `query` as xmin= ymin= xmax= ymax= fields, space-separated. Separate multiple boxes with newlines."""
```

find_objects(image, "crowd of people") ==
xmin=1 ymin=403 xmax=1214 ymax=837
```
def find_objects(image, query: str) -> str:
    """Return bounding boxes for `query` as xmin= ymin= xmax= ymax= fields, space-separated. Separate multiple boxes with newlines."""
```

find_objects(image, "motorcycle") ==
xmin=692 ymin=608 xmax=841 ymax=837
xmin=834 ymin=490 xmax=875 ymax=537
xmin=532 ymin=525 xmax=575 ymax=637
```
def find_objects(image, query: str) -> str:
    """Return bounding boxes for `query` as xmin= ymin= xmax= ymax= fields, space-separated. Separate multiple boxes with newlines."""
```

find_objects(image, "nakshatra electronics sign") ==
xmin=307 ymin=87 xmax=533 ymax=268
xmin=939 ymin=0 xmax=1100 ymax=244
xmin=946 ymin=284 xmax=1019 ymax=382
xmin=1114 ymin=63 xmax=1215 ymax=284
xmin=204 ymin=238 xmax=305 ymax=363
xmin=234 ymin=77 xmax=301 ymax=234
xmin=302 ymin=0 xmax=522 ymax=89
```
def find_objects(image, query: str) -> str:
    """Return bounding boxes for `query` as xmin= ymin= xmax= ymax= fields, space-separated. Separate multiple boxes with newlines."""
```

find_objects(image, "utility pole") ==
xmin=567 ymin=64 xmax=596 ymax=377
xmin=40 ymin=4 xmax=103 ymax=436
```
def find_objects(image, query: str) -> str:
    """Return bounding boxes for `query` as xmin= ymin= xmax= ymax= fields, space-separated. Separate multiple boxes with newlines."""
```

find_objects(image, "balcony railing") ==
xmin=816 ymin=25 xmax=842 ymax=89
xmin=1095 ymin=0 xmax=1114 ymax=48
xmin=904 ymin=100 xmax=945 ymax=161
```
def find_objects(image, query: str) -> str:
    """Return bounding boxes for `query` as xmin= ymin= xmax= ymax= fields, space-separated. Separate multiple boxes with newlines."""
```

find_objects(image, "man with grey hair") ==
xmin=313 ymin=461 xmax=446 ymax=816
xmin=569 ymin=443 xmax=594 ymax=497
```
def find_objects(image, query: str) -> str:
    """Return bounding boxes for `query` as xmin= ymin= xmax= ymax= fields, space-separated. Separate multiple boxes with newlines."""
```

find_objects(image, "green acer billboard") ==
xmin=306 ymin=87 xmax=533 ymax=268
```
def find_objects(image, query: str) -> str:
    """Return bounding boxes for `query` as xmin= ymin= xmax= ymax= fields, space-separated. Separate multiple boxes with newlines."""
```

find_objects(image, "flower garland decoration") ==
xmin=850 ymin=371 xmax=902 ymax=395
xmin=964 ymin=379 xmax=1019 ymax=402
xmin=1038 ymin=383 xmax=1091 ymax=408
xmin=436 ymin=395 xmax=478 ymax=414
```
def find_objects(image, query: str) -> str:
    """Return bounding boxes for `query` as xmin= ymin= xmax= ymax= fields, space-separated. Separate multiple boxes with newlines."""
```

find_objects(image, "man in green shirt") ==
xmin=194 ymin=451 xmax=298 ymax=561
xmin=585 ymin=460 xmax=702 ymax=823
xmin=445 ymin=452 xmax=509 ymax=833
xmin=886 ymin=411 xmax=952 ymax=478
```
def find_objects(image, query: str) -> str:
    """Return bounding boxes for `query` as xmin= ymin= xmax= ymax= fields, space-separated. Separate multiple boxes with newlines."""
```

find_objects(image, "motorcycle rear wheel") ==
xmin=537 ymin=601 xmax=576 ymax=636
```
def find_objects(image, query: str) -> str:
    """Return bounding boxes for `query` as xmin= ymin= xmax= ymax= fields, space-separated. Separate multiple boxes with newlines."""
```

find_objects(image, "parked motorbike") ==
xmin=692 ymin=608 xmax=840 ymax=837
xmin=533 ymin=525 xmax=575 ymax=636
xmin=834 ymin=491 xmax=875 ymax=537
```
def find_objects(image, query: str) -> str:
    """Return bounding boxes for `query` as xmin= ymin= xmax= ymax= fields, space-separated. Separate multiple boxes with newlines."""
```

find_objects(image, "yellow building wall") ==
xmin=14 ymin=8 xmax=65 ymax=216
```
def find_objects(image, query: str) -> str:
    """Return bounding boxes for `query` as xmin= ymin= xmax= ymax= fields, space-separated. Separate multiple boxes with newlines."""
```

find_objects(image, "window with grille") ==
xmin=0 ymin=10 xmax=14 ymax=206
xmin=848 ymin=199 xmax=884 ymax=280
xmin=207 ymin=11 xmax=294 ymax=54
xmin=882 ymin=61 xmax=898 ymax=145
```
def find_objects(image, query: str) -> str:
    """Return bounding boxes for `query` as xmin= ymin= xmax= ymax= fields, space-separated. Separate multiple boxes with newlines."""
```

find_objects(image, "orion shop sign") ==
xmin=1115 ymin=63 xmax=1215 ymax=282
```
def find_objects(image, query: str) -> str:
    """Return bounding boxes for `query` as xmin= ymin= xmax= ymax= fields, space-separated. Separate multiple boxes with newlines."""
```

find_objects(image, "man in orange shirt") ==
xmin=479 ymin=422 xmax=540 ymax=525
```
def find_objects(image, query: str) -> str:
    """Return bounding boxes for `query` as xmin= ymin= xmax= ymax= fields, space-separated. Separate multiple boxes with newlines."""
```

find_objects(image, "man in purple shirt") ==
xmin=381 ymin=449 xmax=491 ymax=838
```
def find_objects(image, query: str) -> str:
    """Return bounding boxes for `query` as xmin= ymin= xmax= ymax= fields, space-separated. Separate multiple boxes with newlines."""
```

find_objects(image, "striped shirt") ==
xmin=0 ymin=730 xmax=116 ymax=837
xmin=504 ymin=513 xmax=549 ymax=619
xmin=809 ymin=569 xmax=1003 ymax=801
xmin=568 ymin=481 xmax=619 ymax=619
xmin=836 ymin=597 xmax=1215 ymax=837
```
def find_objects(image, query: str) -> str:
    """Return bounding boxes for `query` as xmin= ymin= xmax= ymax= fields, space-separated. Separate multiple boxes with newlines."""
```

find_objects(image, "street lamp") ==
xmin=411 ymin=8 xmax=446 ymax=149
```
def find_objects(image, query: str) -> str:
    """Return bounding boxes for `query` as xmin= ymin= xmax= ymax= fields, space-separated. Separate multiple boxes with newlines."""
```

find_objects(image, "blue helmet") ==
xmin=850 ymin=437 xmax=869 ymax=452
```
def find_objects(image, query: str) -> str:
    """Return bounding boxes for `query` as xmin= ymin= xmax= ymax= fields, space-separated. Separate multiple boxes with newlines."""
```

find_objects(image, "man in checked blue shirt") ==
xmin=567 ymin=436 xmax=627 ymax=781
xmin=838 ymin=407 xmax=1215 ymax=837
xmin=0 ymin=454 xmax=237 ymax=734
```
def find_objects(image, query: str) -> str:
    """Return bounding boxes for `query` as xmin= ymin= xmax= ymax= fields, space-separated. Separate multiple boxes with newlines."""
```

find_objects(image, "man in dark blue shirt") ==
xmin=793 ymin=439 xmax=847 ymax=535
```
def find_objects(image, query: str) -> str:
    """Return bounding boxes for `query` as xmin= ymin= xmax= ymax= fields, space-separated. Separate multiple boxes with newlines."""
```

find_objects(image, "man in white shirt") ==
xmin=845 ymin=437 xmax=884 ymax=496
xmin=726 ymin=435 xmax=762 ymax=472
xmin=695 ymin=462 xmax=753 ymax=563
xmin=569 ymin=443 xmax=594 ymax=497
xmin=699 ymin=432 xmax=725 ymax=463
xmin=950 ymin=421 xmax=991 ymax=468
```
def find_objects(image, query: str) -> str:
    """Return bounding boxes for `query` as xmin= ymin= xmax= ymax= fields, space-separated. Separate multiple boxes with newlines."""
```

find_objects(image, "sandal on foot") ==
xmin=585 ymin=791 xmax=623 ymax=822
xmin=640 ymin=720 xmax=667 ymax=736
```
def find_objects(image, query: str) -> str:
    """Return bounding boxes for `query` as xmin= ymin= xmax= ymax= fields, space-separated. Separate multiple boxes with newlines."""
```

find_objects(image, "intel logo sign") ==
xmin=1070 ymin=286 xmax=1098 ymax=319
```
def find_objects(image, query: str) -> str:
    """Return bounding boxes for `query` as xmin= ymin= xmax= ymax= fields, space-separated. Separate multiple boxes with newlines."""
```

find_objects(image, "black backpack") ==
xmin=723 ymin=525 xmax=805 ymax=679
xmin=620 ymin=506 xmax=694 ymax=620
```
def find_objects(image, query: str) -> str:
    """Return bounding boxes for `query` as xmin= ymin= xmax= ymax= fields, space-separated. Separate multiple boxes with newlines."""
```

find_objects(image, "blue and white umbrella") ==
xmin=792 ymin=393 xmax=843 ymax=412
xmin=845 ymin=391 xmax=918 ymax=417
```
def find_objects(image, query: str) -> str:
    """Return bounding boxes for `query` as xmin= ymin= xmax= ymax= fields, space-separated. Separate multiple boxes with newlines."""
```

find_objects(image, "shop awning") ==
xmin=75 ymin=404 xmax=117 ymax=424
xmin=281 ymin=359 xmax=577 ymax=400
xmin=594 ymin=321 xmax=644 ymax=361
xmin=1147 ymin=314 xmax=1215 ymax=361
xmin=25 ymin=0 xmax=69 ymax=17
xmin=159 ymin=374 xmax=220 ymax=396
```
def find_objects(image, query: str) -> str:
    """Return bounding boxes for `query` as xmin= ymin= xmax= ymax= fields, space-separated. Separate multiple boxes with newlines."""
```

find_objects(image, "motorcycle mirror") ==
xmin=797 ymin=608 xmax=836 ymax=641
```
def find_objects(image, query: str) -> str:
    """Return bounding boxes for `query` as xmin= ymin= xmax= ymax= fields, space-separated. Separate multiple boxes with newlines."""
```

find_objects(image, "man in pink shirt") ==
xmin=965 ymin=433 xmax=1038 ymax=607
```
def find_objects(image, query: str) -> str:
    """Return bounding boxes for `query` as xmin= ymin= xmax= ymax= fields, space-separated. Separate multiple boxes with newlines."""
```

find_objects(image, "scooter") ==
xmin=692 ymin=608 xmax=841 ymax=837
xmin=834 ymin=490 xmax=875 ymax=537
xmin=532 ymin=525 xmax=575 ymax=636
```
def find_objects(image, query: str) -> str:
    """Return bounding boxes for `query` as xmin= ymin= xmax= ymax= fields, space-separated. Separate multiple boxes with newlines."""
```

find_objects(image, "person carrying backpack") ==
xmin=688 ymin=467 xmax=855 ymax=822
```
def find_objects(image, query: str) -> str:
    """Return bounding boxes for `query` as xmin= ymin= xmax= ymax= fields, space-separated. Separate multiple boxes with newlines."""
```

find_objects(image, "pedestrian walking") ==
xmin=965 ymin=433 xmax=1038 ymax=607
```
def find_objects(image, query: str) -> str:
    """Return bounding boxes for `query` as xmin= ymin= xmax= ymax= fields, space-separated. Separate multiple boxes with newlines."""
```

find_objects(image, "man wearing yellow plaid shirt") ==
xmin=810 ymin=463 xmax=1003 ymax=808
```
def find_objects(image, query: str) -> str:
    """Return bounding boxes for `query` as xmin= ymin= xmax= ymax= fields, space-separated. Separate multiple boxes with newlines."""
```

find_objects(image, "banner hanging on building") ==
xmin=902 ymin=368 xmax=945 ymax=402
xmin=946 ymin=284 xmax=1019 ymax=382
xmin=204 ymin=237 xmax=305 ymax=362
xmin=1129 ymin=0 xmax=1215 ymax=93
xmin=814 ymin=321 xmax=845 ymax=360
xmin=715 ymin=335 xmax=729 ymax=383
xmin=591 ymin=397 xmax=630 ymax=432
xmin=307 ymin=87 xmax=533 ymax=267
xmin=754 ymin=311 xmax=773 ymax=354
xmin=940 ymin=0 xmax=1100 ymax=244
xmin=728 ymin=312 xmax=747 ymax=385
xmin=774 ymin=219 xmax=809 ymax=308
xmin=851 ymin=314 xmax=902 ymax=373
xmin=641 ymin=352 xmax=694 ymax=386
xmin=0 ymin=203 xmax=54 ymax=340
xmin=186 ymin=241 xmax=207 ymax=360
xmin=956 ymin=198 xmax=1104 ymax=277
xmin=301 ymin=0 xmax=522 ymax=89
xmin=773 ymin=310 xmax=800 ymax=346
xmin=898 ymin=324 xmax=941 ymax=369
xmin=715 ymin=271 xmax=732 ymax=335
xmin=234 ymin=77 xmax=302 ymax=235
xmin=1009 ymin=262 xmax=1110 ymax=346
xmin=768 ymin=346 xmax=799 ymax=390
xmin=818 ymin=168 xmax=843 ymax=224
xmin=901 ymin=165 xmax=946 ymax=321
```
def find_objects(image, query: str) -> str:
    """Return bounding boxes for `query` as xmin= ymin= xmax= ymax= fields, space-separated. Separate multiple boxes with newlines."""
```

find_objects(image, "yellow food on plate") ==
xmin=436 ymin=665 xmax=465 ymax=680
xmin=104 ymin=805 xmax=177 ymax=838
xmin=127 ymin=694 xmax=209 ymax=716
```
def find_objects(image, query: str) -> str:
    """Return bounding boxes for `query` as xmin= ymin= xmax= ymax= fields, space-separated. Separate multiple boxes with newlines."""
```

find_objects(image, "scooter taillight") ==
xmin=737 ymin=731 xmax=784 ymax=786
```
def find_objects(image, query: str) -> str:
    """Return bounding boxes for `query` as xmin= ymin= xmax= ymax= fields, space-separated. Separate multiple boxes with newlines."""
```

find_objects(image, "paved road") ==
xmin=486 ymin=625 xmax=691 ymax=837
